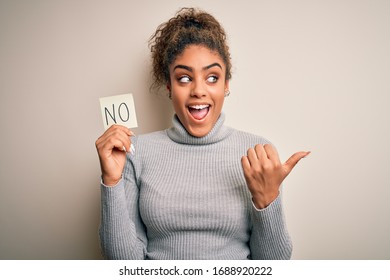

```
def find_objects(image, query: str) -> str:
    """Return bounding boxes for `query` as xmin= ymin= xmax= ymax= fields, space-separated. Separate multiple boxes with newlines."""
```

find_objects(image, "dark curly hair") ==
xmin=149 ymin=7 xmax=232 ymax=93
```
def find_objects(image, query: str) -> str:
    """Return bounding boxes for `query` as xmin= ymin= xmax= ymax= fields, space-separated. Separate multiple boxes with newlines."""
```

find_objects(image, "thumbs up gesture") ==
xmin=241 ymin=144 xmax=310 ymax=209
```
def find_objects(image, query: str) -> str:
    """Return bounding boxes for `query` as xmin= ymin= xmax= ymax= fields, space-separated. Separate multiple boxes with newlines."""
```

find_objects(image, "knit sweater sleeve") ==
xmin=99 ymin=156 xmax=147 ymax=259
xmin=249 ymin=192 xmax=293 ymax=259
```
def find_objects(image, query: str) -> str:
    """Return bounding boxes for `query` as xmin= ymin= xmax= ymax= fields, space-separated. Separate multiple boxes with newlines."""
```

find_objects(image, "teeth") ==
xmin=189 ymin=104 xmax=209 ymax=110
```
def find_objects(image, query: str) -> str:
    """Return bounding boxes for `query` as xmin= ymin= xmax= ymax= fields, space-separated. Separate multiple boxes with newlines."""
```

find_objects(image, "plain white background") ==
xmin=1 ymin=0 xmax=389 ymax=259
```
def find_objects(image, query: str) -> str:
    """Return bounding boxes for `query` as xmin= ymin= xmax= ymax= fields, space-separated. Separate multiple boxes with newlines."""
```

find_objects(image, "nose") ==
xmin=190 ymin=79 xmax=207 ymax=98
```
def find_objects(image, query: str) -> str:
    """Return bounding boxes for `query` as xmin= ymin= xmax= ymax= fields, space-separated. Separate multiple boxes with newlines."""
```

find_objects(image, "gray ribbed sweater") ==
xmin=99 ymin=113 xmax=292 ymax=259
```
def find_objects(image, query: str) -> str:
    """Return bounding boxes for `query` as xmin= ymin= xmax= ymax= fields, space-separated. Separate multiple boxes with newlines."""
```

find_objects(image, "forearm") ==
xmin=249 ymin=194 xmax=292 ymax=260
xmin=99 ymin=180 xmax=146 ymax=259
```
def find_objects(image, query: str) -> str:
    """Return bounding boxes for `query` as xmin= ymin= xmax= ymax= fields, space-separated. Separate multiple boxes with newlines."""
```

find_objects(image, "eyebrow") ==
xmin=173 ymin=62 xmax=222 ymax=72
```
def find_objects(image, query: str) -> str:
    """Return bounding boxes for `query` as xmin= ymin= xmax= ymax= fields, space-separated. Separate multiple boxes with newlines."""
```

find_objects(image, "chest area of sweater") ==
xmin=137 ymin=146 xmax=251 ymax=235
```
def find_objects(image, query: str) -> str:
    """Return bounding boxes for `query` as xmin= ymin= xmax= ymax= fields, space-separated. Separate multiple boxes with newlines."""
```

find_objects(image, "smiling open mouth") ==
xmin=188 ymin=104 xmax=210 ymax=120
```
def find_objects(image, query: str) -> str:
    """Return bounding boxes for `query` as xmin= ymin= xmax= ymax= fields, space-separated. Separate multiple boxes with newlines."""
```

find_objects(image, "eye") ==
xmin=207 ymin=75 xmax=218 ymax=83
xmin=178 ymin=75 xmax=191 ymax=83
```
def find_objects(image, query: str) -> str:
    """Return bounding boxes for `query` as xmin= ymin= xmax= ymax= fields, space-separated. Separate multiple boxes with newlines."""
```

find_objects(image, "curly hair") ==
xmin=149 ymin=7 xmax=232 ymax=93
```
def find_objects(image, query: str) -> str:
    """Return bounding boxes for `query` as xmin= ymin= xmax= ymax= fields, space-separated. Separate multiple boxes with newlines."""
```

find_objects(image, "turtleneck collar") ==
xmin=166 ymin=112 xmax=233 ymax=145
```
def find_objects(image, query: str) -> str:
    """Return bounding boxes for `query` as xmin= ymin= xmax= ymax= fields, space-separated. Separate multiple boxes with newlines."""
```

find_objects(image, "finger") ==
xmin=241 ymin=156 xmax=251 ymax=172
xmin=108 ymin=138 xmax=130 ymax=154
xmin=263 ymin=143 xmax=280 ymax=163
xmin=99 ymin=127 xmax=132 ymax=151
xmin=283 ymin=151 xmax=311 ymax=175
xmin=106 ymin=124 xmax=134 ymax=137
xmin=115 ymin=131 xmax=132 ymax=152
xmin=98 ymin=132 xmax=131 ymax=157
xmin=254 ymin=144 xmax=267 ymax=160
xmin=97 ymin=126 xmax=131 ymax=146
xmin=247 ymin=148 xmax=260 ymax=169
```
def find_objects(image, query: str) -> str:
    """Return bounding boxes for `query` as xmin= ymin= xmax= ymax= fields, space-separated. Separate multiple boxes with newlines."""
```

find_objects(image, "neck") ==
xmin=167 ymin=112 xmax=232 ymax=145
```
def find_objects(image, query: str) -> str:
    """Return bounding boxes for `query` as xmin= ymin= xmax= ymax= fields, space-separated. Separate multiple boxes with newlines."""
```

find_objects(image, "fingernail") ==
xmin=122 ymin=146 xmax=127 ymax=153
xmin=303 ymin=151 xmax=311 ymax=158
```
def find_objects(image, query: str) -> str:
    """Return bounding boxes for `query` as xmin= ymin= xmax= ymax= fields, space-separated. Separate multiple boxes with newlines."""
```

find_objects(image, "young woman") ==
xmin=95 ymin=7 xmax=309 ymax=260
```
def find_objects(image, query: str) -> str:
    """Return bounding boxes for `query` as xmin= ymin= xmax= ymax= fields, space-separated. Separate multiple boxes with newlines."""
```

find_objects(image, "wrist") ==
xmin=102 ymin=175 xmax=122 ymax=187
xmin=252 ymin=191 xmax=279 ymax=209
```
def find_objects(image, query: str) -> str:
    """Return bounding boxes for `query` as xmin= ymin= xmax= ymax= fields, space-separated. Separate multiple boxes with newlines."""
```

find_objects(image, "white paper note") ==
xmin=99 ymin=93 xmax=138 ymax=130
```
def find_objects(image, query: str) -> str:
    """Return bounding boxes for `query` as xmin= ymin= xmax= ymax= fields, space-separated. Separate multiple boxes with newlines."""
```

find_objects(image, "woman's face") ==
xmin=168 ymin=45 xmax=229 ymax=137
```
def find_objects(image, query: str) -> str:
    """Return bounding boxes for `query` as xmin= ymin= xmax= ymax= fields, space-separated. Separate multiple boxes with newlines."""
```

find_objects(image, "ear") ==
xmin=225 ymin=79 xmax=230 ymax=92
xmin=166 ymin=84 xmax=172 ymax=99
